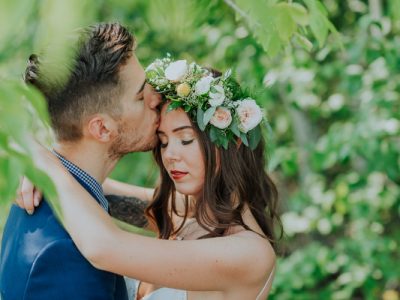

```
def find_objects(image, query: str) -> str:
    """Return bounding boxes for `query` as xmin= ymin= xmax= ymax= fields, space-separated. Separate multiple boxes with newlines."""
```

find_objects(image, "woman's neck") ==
xmin=171 ymin=193 xmax=266 ymax=239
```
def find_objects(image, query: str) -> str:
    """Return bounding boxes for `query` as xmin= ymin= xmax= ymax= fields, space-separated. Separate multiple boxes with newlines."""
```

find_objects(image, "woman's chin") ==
xmin=174 ymin=184 xmax=199 ymax=197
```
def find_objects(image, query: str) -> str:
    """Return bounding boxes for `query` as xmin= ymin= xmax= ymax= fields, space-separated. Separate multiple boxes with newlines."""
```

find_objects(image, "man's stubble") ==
xmin=108 ymin=122 xmax=158 ymax=160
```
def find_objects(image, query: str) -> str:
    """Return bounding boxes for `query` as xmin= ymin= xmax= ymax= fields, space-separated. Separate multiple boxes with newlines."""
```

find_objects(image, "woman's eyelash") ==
xmin=182 ymin=139 xmax=194 ymax=145
xmin=159 ymin=139 xmax=194 ymax=148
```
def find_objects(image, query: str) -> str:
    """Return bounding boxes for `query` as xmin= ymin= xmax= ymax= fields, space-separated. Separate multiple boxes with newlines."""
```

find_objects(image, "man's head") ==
xmin=24 ymin=23 xmax=161 ymax=158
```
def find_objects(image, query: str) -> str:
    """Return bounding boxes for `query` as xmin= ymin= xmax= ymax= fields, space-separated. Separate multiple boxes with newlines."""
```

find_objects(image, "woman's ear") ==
xmin=86 ymin=114 xmax=118 ymax=142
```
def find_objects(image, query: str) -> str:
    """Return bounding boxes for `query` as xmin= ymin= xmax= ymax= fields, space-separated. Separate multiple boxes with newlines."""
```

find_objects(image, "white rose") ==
xmin=210 ymin=107 xmax=232 ymax=129
xmin=145 ymin=62 xmax=157 ymax=72
xmin=209 ymin=85 xmax=225 ymax=107
xmin=164 ymin=60 xmax=188 ymax=82
xmin=195 ymin=76 xmax=213 ymax=95
xmin=236 ymin=98 xmax=263 ymax=133
xmin=145 ymin=58 xmax=166 ymax=72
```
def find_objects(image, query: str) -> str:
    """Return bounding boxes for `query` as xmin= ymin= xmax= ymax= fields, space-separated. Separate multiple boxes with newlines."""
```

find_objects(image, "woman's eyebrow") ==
xmin=172 ymin=126 xmax=193 ymax=133
xmin=157 ymin=126 xmax=193 ymax=135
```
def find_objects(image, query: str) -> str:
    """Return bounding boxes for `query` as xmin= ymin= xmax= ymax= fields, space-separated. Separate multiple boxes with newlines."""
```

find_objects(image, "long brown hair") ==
xmin=146 ymin=112 xmax=282 ymax=248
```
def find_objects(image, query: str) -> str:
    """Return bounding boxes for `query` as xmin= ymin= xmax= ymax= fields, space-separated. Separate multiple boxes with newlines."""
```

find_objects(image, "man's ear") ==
xmin=86 ymin=114 xmax=118 ymax=142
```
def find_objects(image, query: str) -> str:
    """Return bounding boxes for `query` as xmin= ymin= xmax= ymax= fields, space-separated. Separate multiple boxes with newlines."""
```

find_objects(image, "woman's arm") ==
xmin=102 ymin=178 xmax=154 ymax=201
xmin=32 ymin=143 xmax=274 ymax=292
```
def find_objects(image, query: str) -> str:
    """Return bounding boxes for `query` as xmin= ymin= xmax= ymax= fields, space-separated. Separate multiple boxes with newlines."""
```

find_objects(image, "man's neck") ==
xmin=53 ymin=141 xmax=118 ymax=183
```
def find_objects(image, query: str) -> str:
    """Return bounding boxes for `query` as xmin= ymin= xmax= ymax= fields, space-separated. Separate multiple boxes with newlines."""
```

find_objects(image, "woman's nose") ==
xmin=163 ymin=144 xmax=180 ymax=162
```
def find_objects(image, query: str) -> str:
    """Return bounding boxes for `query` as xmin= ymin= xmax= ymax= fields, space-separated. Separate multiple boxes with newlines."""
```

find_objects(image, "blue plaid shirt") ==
xmin=53 ymin=151 xmax=109 ymax=212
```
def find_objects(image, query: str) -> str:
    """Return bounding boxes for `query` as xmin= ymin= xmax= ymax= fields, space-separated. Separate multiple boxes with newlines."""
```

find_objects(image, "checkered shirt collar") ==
xmin=52 ymin=150 xmax=109 ymax=212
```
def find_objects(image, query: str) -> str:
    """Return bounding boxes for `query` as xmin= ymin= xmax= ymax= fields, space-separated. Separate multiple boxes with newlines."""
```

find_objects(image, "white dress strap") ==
xmin=255 ymin=266 xmax=275 ymax=300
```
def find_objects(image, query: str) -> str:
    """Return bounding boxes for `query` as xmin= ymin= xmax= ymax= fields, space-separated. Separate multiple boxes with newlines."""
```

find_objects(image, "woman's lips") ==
xmin=170 ymin=170 xmax=188 ymax=180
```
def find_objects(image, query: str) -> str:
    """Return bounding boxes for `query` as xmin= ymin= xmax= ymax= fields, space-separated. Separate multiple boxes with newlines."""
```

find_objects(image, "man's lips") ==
xmin=170 ymin=170 xmax=188 ymax=180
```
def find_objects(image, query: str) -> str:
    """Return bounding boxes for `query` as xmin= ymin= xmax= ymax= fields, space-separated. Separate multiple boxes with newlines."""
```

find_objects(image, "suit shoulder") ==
xmin=25 ymin=239 xmax=128 ymax=299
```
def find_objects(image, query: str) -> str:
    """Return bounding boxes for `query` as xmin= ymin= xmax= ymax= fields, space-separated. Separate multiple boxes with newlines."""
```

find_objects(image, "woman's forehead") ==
xmin=159 ymin=105 xmax=192 ymax=132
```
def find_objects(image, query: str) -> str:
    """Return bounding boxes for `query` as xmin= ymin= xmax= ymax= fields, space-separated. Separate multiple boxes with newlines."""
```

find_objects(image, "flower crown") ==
xmin=146 ymin=56 xmax=263 ymax=149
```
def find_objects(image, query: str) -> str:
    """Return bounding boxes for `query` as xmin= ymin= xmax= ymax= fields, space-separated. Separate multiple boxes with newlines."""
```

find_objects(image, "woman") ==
xmin=23 ymin=57 xmax=280 ymax=299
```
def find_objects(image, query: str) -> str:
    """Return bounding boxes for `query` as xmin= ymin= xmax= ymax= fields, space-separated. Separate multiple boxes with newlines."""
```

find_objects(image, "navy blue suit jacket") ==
xmin=0 ymin=176 xmax=128 ymax=300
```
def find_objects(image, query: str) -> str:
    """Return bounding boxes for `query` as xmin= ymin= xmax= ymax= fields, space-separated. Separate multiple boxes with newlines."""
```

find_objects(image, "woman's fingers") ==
xmin=15 ymin=187 xmax=25 ymax=208
xmin=15 ymin=175 xmax=44 ymax=215
xmin=33 ymin=188 xmax=43 ymax=207
xmin=20 ymin=177 xmax=36 ymax=215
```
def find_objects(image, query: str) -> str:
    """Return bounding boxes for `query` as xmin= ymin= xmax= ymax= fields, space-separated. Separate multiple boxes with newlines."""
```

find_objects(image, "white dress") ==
xmin=125 ymin=278 xmax=187 ymax=300
xmin=125 ymin=267 xmax=274 ymax=300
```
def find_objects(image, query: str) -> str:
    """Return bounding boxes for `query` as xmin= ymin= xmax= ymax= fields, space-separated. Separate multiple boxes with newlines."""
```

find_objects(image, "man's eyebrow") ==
xmin=136 ymin=80 xmax=146 ymax=95
xmin=157 ymin=126 xmax=193 ymax=134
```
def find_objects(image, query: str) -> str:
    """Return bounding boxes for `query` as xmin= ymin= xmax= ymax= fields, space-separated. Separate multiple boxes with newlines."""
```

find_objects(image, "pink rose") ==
xmin=236 ymin=98 xmax=263 ymax=133
xmin=210 ymin=107 xmax=232 ymax=129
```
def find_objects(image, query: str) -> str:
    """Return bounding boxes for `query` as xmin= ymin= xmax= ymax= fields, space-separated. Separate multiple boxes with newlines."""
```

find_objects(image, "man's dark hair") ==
xmin=24 ymin=23 xmax=135 ymax=141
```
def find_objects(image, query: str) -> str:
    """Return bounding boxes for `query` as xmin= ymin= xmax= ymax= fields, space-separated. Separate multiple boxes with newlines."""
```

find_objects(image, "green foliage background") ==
xmin=0 ymin=1 xmax=399 ymax=299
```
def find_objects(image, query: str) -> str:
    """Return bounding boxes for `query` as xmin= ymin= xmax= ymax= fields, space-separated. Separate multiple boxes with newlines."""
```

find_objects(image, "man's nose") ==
xmin=149 ymin=92 xmax=162 ymax=110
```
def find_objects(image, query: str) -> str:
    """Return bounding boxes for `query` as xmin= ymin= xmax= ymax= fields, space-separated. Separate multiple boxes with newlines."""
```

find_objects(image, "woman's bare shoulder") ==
xmin=234 ymin=230 xmax=276 ymax=260
xmin=224 ymin=229 xmax=276 ymax=285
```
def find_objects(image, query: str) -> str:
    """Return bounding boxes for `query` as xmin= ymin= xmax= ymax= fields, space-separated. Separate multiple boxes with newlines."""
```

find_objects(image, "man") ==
xmin=0 ymin=23 xmax=160 ymax=299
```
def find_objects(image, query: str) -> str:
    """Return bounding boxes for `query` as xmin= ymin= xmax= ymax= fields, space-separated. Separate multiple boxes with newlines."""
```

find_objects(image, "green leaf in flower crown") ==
xmin=213 ymin=128 xmax=229 ymax=149
xmin=222 ymin=69 xmax=232 ymax=80
xmin=165 ymin=95 xmax=175 ymax=101
xmin=209 ymin=126 xmax=218 ymax=143
xmin=240 ymin=132 xmax=249 ymax=147
xmin=203 ymin=106 xmax=216 ymax=126
xmin=248 ymin=125 xmax=262 ymax=150
xmin=146 ymin=70 xmax=158 ymax=80
xmin=167 ymin=101 xmax=182 ymax=112
xmin=224 ymin=77 xmax=242 ymax=100
xmin=197 ymin=106 xmax=206 ymax=131
xmin=230 ymin=118 xmax=241 ymax=138
xmin=221 ymin=136 xmax=229 ymax=149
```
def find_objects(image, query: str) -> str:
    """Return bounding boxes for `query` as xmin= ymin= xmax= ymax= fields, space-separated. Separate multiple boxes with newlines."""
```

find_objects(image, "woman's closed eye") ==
xmin=182 ymin=139 xmax=194 ymax=145
xmin=159 ymin=139 xmax=194 ymax=148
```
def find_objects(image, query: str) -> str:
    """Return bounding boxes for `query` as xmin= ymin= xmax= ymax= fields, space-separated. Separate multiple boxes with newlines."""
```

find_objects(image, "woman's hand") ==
xmin=15 ymin=177 xmax=42 ymax=215
xmin=15 ymin=136 xmax=60 ymax=215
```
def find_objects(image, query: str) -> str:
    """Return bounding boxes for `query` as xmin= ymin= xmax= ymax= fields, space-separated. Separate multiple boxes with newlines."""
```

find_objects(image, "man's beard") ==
xmin=108 ymin=126 xmax=158 ymax=160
